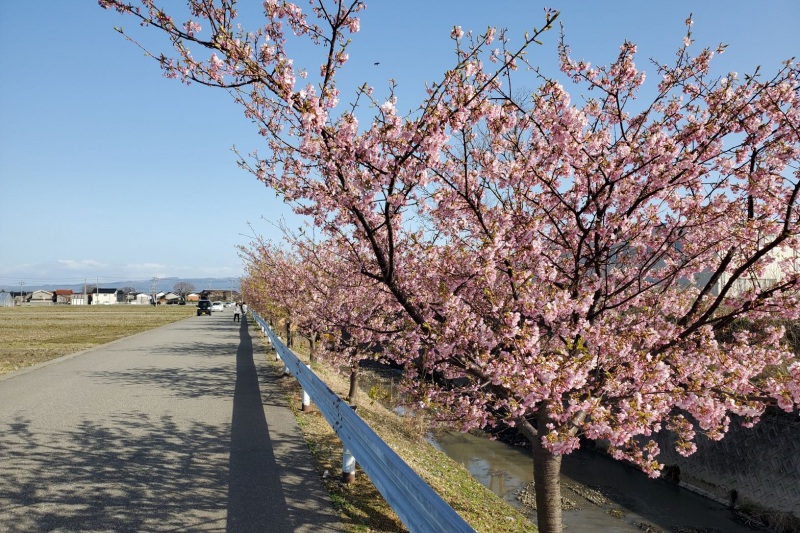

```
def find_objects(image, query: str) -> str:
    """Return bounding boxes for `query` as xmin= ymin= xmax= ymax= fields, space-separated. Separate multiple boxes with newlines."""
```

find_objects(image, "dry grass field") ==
xmin=0 ymin=305 xmax=194 ymax=375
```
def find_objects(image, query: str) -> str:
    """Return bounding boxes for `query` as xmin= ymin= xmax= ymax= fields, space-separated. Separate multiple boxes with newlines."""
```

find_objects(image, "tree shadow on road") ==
xmin=0 ymin=318 xmax=338 ymax=532
xmin=88 ymin=326 xmax=239 ymax=399
xmin=89 ymin=362 xmax=235 ymax=400
xmin=0 ymin=412 xmax=230 ymax=532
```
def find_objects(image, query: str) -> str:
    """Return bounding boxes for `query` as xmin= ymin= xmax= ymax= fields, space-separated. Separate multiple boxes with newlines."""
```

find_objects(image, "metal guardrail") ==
xmin=249 ymin=311 xmax=476 ymax=533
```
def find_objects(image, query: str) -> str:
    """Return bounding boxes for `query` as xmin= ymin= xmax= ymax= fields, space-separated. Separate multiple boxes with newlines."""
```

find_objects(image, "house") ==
xmin=0 ymin=292 xmax=13 ymax=307
xmin=693 ymin=241 xmax=800 ymax=298
xmin=134 ymin=293 xmax=154 ymax=305
xmin=90 ymin=288 xmax=124 ymax=305
xmin=53 ymin=289 xmax=73 ymax=304
xmin=202 ymin=289 xmax=238 ymax=302
xmin=71 ymin=293 xmax=88 ymax=305
xmin=29 ymin=290 xmax=54 ymax=305
xmin=8 ymin=291 xmax=28 ymax=305
xmin=186 ymin=293 xmax=200 ymax=302
xmin=159 ymin=292 xmax=180 ymax=304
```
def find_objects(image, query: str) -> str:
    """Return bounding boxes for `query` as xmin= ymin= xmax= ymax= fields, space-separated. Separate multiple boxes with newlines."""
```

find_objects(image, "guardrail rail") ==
xmin=249 ymin=311 xmax=476 ymax=533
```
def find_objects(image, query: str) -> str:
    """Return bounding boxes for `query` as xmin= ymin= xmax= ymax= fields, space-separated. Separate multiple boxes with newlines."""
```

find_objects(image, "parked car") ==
xmin=211 ymin=301 xmax=225 ymax=312
xmin=197 ymin=299 xmax=212 ymax=316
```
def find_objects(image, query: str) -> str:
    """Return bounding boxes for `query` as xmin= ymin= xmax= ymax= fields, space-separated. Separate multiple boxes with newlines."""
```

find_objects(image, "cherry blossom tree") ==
xmin=100 ymin=1 xmax=800 ymax=530
xmin=241 ymin=229 xmax=400 ymax=405
xmin=240 ymin=237 xmax=303 ymax=346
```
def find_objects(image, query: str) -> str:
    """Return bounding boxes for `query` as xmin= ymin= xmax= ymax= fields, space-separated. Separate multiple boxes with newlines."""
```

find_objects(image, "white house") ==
xmin=91 ymin=288 xmax=124 ymax=305
xmin=0 ymin=293 xmax=13 ymax=307
xmin=693 ymin=241 xmax=800 ymax=298
xmin=29 ymin=290 xmax=53 ymax=305
xmin=134 ymin=293 xmax=153 ymax=305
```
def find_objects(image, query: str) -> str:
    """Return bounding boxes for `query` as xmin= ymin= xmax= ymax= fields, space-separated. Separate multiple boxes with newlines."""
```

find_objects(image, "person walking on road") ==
xmin=233 ymin=302 xmax=241 ymax=323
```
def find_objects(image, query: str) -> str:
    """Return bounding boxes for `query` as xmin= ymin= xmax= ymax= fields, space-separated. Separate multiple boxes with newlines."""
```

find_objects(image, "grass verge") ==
xmin=260 ymin=339 xmax=536 ymax=533
xmin=0 ymin=305 xmax=194 ymax=375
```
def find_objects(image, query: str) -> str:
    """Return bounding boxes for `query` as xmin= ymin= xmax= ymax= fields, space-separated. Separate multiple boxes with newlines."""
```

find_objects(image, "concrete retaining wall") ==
xmin=656 ymin=409 xmax=800 ymax=518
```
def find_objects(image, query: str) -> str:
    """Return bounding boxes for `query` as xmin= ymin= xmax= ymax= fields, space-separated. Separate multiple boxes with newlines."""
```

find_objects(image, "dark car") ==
xmin=197 ymin=299 xmax=212 ymax=316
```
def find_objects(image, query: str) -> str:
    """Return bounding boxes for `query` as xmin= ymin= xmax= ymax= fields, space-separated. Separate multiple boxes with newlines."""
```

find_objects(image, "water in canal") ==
xmin=433 ymin=430 xmax=762 ymax=532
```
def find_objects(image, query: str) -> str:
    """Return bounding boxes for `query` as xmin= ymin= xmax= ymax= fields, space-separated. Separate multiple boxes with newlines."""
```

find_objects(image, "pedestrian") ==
xmin=233 ymin=302 xmax=241 ymax=323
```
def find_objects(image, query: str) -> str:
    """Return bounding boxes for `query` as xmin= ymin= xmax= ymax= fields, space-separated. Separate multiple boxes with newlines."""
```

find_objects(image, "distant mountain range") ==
xmin=0 ymin=277 xmax=240 ymax=295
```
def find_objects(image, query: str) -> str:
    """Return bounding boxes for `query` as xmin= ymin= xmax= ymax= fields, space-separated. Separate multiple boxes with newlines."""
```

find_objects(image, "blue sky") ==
xmin=1 ymin=1 xmax=798 ymax=286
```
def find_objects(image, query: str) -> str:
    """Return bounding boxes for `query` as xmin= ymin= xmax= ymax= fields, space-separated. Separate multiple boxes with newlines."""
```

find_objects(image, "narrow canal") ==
xmin=358 ymin=366 xmax=764 ymax=531
xmin=433 ymin=430 xmax=761 ymax=532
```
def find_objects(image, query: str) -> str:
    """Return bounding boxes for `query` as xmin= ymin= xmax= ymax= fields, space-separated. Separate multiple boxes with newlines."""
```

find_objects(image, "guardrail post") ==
xmin=275 ymin=352 xmax=289 ymax=374
xmin=302 ymin=365 xmax=312 ymax=411
xmin=342 ymin=447 xmax=356 ymax=484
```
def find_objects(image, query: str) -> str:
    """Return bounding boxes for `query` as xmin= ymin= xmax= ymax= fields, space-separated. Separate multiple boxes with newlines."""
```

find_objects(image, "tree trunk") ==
xmin=286 ymin=320 xmax=293 ymax=347
xmin=516 ymin=409 xmax=563 ymax=533
xmin=532 ymin=437 xmax=563 ymax=531
xmin=309 ymin=332 xmax=317 ymax=364
xmin=347 ymin=363 xmax=359 ymax=406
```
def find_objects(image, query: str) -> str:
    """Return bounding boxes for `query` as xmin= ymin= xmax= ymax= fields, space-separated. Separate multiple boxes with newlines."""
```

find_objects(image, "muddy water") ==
xmin=433 ymin=431 xmax=761 ymax=532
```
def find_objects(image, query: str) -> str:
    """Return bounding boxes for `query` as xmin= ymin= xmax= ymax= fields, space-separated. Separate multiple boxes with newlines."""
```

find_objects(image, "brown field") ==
xmin=0 ymin=305 xmax=194 ymax=375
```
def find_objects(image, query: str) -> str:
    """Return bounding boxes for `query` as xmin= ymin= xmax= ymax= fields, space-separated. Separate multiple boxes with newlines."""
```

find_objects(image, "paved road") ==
xmin=0 ymin=313 xmax=340 ymax=532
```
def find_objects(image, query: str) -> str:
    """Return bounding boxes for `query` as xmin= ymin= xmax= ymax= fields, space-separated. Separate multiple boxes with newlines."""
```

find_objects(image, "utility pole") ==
xmin=151 ymin=277 xmax=159 ymax=306
xmin=19 ymin=281 xmax=24 ymax=306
